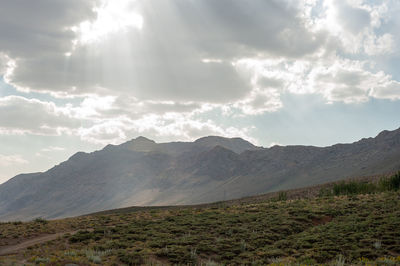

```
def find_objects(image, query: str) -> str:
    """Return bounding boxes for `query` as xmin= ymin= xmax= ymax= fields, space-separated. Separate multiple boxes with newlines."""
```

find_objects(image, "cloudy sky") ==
xmin=0 ymin=0 xmax=400 ymax=183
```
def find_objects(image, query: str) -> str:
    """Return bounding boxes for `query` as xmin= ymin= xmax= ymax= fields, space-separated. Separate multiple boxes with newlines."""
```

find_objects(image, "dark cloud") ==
xmin=0 ymin=0 xmax=99 ymax=57
xmin=140 ymin=0 xmax=325 ymax=58
xmin=0 ymin=0 xmax=399 ymax=115
xmin=3 ymin=0 xmax=326 ymax=104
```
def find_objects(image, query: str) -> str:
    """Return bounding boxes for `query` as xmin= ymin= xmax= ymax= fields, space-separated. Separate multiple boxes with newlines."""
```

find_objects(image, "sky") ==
xmin=0 ymin=0 xmax=400 ymax=184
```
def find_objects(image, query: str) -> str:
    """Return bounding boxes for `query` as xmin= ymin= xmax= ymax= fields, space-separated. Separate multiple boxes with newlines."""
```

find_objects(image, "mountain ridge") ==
xmin=0 ymin=128 xmax=399 ymax=221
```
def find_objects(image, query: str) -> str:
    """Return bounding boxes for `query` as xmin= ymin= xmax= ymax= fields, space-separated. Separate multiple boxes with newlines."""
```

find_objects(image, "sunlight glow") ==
xmin=202 ymin=58 xmax=223 ymax=63
xmin=73 ymin=0 xmax=143 ymax=44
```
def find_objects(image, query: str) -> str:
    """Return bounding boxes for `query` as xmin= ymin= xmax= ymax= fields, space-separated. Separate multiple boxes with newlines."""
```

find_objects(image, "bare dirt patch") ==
xmin=312 ymin=215 xmax=333 ymax=226
xmin=0 ymin=231 xmax=77 ymax=256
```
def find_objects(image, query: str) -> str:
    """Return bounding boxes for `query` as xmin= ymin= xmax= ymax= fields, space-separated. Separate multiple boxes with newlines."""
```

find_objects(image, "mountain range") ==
xmin=0 ymin=128 xmax=399 ymax=221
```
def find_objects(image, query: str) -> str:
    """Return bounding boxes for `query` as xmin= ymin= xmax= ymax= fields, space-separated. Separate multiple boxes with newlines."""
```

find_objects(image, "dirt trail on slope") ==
xmin=0 ymin=231 xmax=77 ymax=256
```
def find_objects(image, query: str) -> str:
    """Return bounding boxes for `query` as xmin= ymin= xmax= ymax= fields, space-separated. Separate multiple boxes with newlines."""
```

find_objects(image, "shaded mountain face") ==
xmin=1 ymin=129 xmax=400 ymax=221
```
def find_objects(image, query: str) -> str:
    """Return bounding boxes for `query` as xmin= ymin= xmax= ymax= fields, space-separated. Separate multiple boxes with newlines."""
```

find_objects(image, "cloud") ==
xmin=65 ymin=94 xmax=206 ymax=122
xmin=74 ymin=0 xmax=143 ymax=44
xmin=157 ymin=0 xmax=325 ymax=59
xmin=0 ymin=154 xmax=30 ymax=183
xmin=257 ymin=76 xmax=285 ymax=90
xmin=2 ymin=0 xmax=327 ymax=104
xmin=0 ymin=94 xmax=255 ymax=146
xmin=78 ymin=113 xmax=256 ymax=145
xmin=1 ymin=0 xmax=400 ymax=184
xmin=234 ymin=89 xmax=283 ymax=115
xmin=0 ymin=53 xmax=8 ymax=75
xmin=370 ymin=80 xmax=400 ymax=100
xmin=0 ymin=154 xmax=28 ymax=167
xmin=309 ymin=58 xmax=400 ymax=103
xmin=0 ymin=0 xmax=399 ymax=148
xmin=0 ymin=0 xmax=99 ymax=58
xmin=0 ymin=96 xmax=80 ymax=135
xmin=335 ymin=0 xmax=371 ymax=34
xmin=7 ymin=39 xmax=251 ymax=102
xmin=320 ymin=0 xmax=396 ymax=56
xmin=36 ymin=146 xmax=66 ymax=158
xmin=2 ymin=0 xmax=399 ymax=114
xmin=41 ymin=146 xmax=66 ymax=152
xmin=364 ymin=33 xmax=394 ymax=56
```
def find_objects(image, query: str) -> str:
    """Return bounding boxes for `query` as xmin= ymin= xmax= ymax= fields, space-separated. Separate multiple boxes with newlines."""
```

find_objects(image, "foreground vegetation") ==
xmin=1 ymin=173 xmax=400 ymax=265
xmin=320 ymin=172 xmax=400 ymax=197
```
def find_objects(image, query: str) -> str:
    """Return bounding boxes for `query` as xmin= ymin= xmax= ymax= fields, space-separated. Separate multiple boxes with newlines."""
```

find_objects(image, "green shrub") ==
xmin=333 ymin=181 xmax=377 ymax=196
xmin=33 ymin=217 xmax=48 ymax=224
xmin=319 ymin=188 xmax=333 ymax=197
xmin=379 ymin=172 xmax=400 ymax=191
xmin=34 ymin=257 xmax=50 ymax=263
xmin=323 ymin=172 xmax=400 ymax=197
xmin=69 ymin=230 xmax=94 ymax=243
xmin=118 ymin=250 xmax=144 ymax=265
xmin=278 ymin=191 xmax=287 ymax=201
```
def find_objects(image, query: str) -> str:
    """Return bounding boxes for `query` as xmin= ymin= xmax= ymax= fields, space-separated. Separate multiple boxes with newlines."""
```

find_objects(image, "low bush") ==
xmin=33 ymin=217 xmax=48 ymax=224
xmin=118 ymin=250 xmax=144 ymax=265
xmin=319 ymin=171 xmax=400 ymax=197
xmin=379 ymin=172 xmax=400 ymax=191
xmin=277 ymin=191 xmax=287 ymax=201
xmin=333 ymin=181 xmax=377 ymax=196
xmin=69 ymin=230 xmax=94 ymax=243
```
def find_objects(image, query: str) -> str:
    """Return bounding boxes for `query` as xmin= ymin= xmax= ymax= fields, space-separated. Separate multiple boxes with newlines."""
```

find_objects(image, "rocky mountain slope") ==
xmin=1 ymin=128 xmax=399 ymax=221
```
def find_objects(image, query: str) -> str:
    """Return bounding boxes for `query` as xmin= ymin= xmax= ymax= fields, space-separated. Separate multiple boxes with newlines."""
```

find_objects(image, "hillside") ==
xmin=1 ymin=128 xmax=400 ymax=221
xmin=0 ymin=175 xmax=399 ymax=265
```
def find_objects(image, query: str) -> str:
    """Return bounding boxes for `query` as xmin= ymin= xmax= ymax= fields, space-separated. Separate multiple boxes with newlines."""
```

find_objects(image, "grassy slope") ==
xmin=1 ymin=180 xmax=400 ymax=265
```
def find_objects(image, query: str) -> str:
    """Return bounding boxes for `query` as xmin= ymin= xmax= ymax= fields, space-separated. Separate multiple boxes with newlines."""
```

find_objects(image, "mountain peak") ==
xmin=195 ymin=135 xmax=231 ymax=141
xmin=195 ymin=136 xmax=243 ymax=143
xmin=194 ymin=136 xmax=258 ymax=154
xmin=121 ymin=136 xmax=157 ymax=152
xmin=134 ymin=136 xmax=156 ymax=143
xmin=375 ymin=127 xmax=400 ymax=141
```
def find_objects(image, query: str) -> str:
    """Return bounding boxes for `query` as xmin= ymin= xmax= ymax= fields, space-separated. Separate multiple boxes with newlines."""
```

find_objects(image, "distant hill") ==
xmin=0 ymin=128 xmax=400 ymax=221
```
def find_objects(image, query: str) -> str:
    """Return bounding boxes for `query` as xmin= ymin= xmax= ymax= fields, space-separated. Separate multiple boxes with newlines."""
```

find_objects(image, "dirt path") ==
xmin=0 ymin=231 xmax=76 ymax=256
